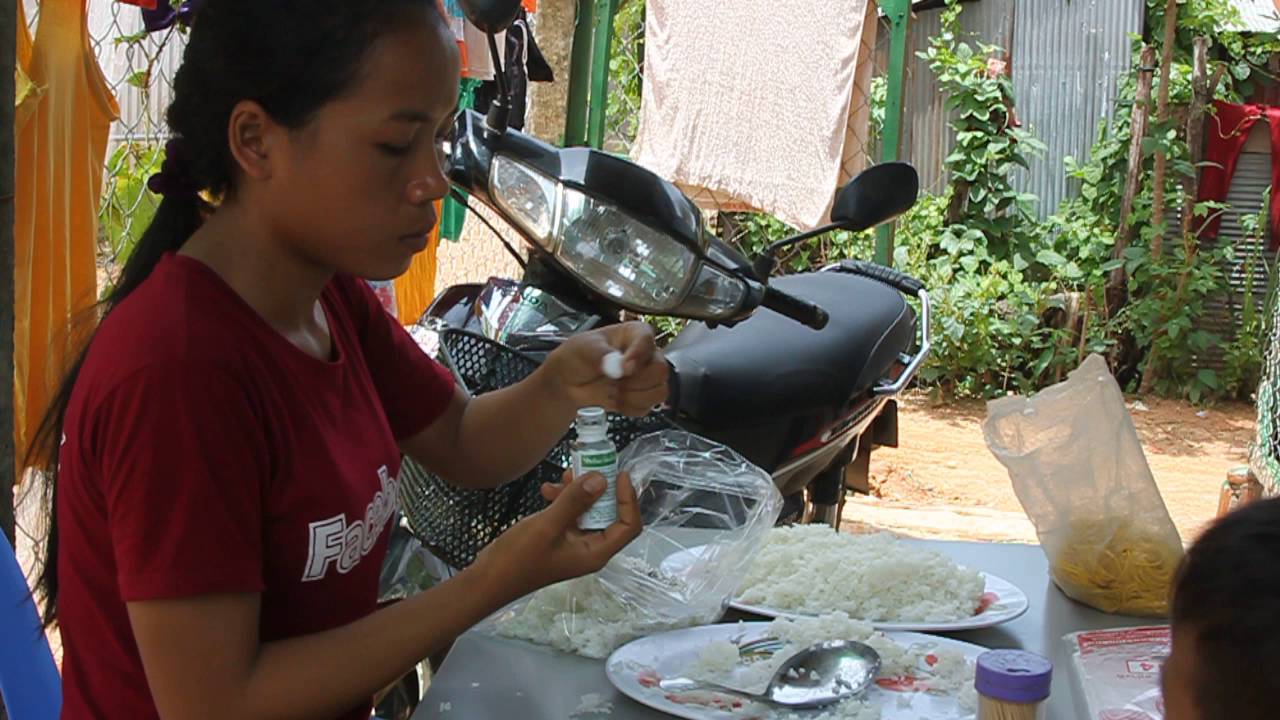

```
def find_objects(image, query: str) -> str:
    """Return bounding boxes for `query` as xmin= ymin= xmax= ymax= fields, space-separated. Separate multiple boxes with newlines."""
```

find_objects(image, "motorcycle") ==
xmin=395 ymin=0 xmax=932 ymax=571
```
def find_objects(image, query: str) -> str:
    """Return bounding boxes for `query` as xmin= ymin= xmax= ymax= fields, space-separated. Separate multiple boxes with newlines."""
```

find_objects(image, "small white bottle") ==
xmin=572 ymin=407 xmax=619 ymax=530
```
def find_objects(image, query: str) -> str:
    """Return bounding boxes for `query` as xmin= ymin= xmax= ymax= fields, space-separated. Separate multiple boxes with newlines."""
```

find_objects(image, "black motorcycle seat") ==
xmin=665 ymin=270 xmax=915 ymax=428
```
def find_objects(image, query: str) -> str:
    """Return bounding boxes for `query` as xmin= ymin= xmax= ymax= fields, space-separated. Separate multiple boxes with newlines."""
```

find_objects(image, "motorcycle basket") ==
xmin=398 ymin=328 xmax=671 ymax=569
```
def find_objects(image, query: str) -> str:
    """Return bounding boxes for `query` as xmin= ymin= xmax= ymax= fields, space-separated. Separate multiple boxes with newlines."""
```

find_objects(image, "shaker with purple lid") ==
xmin=975 ymin=649 xmax=1053 ymax=720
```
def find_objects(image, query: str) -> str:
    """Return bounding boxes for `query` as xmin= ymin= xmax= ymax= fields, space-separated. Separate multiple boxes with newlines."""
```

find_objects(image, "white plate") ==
xmin=605 ymin=622 xmax=983 ymax=720
xmin=661 ymin=546 xmax=1030 ymax=633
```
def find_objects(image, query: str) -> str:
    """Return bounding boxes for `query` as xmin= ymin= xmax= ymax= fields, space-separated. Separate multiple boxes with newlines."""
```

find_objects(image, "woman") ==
xmin=27 ymin=1 xmax=668 ymax=718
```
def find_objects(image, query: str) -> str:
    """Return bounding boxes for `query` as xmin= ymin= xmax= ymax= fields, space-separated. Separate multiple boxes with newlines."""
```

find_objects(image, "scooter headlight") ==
xmin=490 ymin=155 xmax=559 ymax=248
xmin=491 ymin=156 xmax=703 ymax=314
xmin=555 ymin=189 xmax=698 ymax=313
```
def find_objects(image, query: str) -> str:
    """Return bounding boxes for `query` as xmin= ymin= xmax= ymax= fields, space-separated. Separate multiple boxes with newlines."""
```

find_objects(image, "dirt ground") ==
xmin=842 ymin=394 xmax=1258 ymax=545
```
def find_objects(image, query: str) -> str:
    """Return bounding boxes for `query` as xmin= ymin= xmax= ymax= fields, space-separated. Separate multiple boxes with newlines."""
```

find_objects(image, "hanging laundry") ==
xmin=394 ymin=204 xmax=444 ymax=323
xmin=141 ymin=0 xmax=202 ymax=33
xmin=15 ymin=0 xmax=121 ymax=473
xmin=473 ymin=7 xmax=554 ymax=131
xmin=1196 ymin=100 xmax=1280 ymax=248
xmin=631 ymin=0 xmax=879 ymax=231
xmin=438 ymin=0 xmax=506 ymax=81
xmin=442 ymin=78 xmax=484 ymax=242
xmin=463 ymin=22 xmax=506 ymax=81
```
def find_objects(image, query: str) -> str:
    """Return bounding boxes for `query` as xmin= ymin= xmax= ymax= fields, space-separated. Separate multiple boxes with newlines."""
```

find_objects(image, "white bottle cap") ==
xmin=576 ymin=406 xmax=610 ymax=442
xmin=602 ymin=351 xmax=625 ymax=380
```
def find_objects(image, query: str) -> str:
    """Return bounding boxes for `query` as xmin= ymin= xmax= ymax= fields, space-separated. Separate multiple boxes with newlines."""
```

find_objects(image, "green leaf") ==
xmin=1036 ymin=249 xmax=1068 ymax=266
xmin=1101 ymin=258 xmax=1126 ymax=272
xmin=125 ymin=70 xmax=150 ymax=90
xmin=1197 ymin=368 xmax=1220 ymax=390
xmin=114 ymin=29 xmax=150 ymax=46
xmin=1032 ymin=347 xmax=1056 ymax=377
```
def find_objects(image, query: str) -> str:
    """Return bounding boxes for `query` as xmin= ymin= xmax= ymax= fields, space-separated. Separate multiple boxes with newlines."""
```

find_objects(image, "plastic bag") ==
xmin=477 ymin=430 xmax=783 ymax=658
xmin=984 ymin=354 xmax=1183 ymax=617
xmin=1065 ymin=626 xmax=1170 ymax=719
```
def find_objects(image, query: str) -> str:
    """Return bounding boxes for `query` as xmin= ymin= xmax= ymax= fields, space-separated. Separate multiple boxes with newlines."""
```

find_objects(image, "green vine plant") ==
xmin=620 ymin=0 xmax=1275 ymax=401
xmin=1057 ymin=0 xmax=1279 ymax=401
xmin=920 ymin=0 xmax=1047 ymax=267
xmin=1222 ymin=187 xmax=1280 ymax=399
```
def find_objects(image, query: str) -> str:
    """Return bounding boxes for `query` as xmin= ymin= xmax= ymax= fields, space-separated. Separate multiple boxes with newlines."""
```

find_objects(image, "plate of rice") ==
xmin=661 ymin=526 xmax=1029 ymax=633
xmin=605 ymin=612 xmax=982 ymax=720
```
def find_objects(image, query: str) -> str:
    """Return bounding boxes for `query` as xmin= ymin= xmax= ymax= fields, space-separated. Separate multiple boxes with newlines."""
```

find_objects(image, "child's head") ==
xmin=155 ymin=0 xmax=459 ymax=279
xmin=1163 ymin=497 xmax=1280 ymax=720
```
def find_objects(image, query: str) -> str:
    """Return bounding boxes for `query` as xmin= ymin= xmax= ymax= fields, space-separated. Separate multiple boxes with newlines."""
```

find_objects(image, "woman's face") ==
xmin=267 ymin=10 xmax=461 ymax=281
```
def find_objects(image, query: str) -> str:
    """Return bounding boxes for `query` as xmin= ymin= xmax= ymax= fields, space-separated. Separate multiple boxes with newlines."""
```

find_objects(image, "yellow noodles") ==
xmin=1050 ymin=520 xmax=1183 ymax=617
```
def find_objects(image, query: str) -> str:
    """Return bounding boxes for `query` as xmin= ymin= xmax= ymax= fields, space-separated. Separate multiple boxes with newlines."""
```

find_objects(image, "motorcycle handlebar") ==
xmin=761 ymin=287 xmax=830 ymax=330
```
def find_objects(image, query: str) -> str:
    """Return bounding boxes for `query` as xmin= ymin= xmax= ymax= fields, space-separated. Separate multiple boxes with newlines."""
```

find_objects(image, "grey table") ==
xmin=413 ymin=540 xmax=1158 ymax=719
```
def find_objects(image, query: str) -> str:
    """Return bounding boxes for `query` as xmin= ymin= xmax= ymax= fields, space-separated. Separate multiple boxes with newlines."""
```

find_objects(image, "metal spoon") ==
xmin=658 ymin=640 xmax=882 ymax=709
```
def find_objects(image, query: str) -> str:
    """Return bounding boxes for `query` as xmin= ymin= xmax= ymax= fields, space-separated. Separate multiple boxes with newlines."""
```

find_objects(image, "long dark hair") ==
xmin=27 ymin=0 xmax=438 ymax=627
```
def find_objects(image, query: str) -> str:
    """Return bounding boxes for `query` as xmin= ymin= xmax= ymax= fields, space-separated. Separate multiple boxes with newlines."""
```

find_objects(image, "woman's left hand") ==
xmin=546 ymin=322 xmax=668 ymax=417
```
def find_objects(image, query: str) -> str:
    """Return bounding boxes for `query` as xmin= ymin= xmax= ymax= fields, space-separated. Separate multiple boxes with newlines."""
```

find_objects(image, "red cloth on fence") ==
xmin=1196 ymin=100 xmax=1280 ymax=248
xmin=114 ymin=0 xmax=158 ymax=9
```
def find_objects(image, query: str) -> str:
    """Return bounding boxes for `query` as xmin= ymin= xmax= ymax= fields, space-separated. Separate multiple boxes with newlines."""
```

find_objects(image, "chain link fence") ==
xmin=1252 ymin=296 xmax=1280 ymax=494
xmin=599 ymin=0 xmax=890 ymax=256
xmin=86 ymin=2 xmax=188 ymax=281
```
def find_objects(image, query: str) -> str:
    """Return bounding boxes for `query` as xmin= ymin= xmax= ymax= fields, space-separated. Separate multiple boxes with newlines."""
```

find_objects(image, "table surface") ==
xmin=413 ymin=539 xmax=1159 ymax=720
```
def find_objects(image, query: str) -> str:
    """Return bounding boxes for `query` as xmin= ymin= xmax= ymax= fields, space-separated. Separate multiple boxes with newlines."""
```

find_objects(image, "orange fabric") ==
xmin=15 ymin=0 xmax=120 ymax=472
xmin=522 ymin=0 xmax=537 ymax=12
xmin=393 ymin=202 xmax=442 ymax=324
xmin=16 ymin=0 xmax=42 ymax=132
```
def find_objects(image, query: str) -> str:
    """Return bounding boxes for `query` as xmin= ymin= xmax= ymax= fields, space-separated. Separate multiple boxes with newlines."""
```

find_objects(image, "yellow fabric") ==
xmin=15 ymin=0 xmax=120 ymax=471
xmin=393 ymin=201 xmax=443 ymax=324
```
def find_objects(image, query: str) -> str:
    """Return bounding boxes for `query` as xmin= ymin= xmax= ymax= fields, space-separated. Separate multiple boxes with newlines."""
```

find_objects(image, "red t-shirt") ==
xmin=56 ymin=254 xmax=455 ymax=720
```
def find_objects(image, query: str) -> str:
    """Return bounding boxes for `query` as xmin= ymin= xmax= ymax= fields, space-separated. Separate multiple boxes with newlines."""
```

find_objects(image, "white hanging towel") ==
xmin=631 ymin=0 xmax=879 ymax=230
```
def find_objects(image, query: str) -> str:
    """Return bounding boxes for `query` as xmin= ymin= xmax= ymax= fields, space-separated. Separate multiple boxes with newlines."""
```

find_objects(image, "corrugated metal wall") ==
xmin=892 ymin=0 xmax=1143 ymax=216
xmin=1197 ymin=127 xmax=1276 ymax=369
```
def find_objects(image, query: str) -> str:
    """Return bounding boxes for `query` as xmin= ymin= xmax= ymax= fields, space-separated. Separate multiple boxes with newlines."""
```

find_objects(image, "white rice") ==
xmin=571 ymin=693 xmax=615 ymax=717
xmin=687 ymin=612 xmax=977 ymax=720
xmin=737 ymin=527 xmax=985 ymax=622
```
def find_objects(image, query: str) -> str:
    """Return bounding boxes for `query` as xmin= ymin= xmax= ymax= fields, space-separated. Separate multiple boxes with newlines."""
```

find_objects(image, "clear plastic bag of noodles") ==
xmin=983 ymin=355 xmax=1183 ymax=617
xmin=477 ymin=431 xmax=783 ymax=657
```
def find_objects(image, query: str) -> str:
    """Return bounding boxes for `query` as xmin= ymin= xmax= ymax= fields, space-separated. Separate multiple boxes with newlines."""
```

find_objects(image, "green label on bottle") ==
xmin=574 ymin=449 xmax=619 ymax=530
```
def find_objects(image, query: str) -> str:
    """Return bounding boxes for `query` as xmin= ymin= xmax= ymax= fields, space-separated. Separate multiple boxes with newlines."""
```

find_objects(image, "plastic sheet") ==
xmin=984 ymin=354 xmax=1184 ymax=617
xmin=478 ymin=431 xmax=783 ymax=658
xmin=1065 ymin=626 xmax=1170 ymax=720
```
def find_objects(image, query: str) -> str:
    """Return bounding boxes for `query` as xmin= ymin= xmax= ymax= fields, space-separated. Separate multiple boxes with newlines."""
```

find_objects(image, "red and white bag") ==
xmin=1065 ymin=626 xmax=1170 ymax=720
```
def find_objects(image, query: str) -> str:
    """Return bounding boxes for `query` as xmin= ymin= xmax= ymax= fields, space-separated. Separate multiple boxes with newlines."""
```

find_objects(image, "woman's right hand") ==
xmin=473 ymin=470 xmax=642 ymax=603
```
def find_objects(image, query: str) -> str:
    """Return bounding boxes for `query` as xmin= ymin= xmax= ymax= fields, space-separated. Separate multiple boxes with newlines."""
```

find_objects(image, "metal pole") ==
xmin=563 ymin=0 xmax=597 ymax=146
xmin=875 ymin=0 xmax=911 ymax=267
xmin=585 ymin=0 xmax=619 ymax=149
xmin=0 ymin=0 xmax=16 ymax=547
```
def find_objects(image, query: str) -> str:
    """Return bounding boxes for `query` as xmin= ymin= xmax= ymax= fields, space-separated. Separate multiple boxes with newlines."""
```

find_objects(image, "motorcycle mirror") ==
xmin=456 ymin=0 xmax=523 ymax=33
xmin=831 ymin=163 xmax=919 ymax=232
